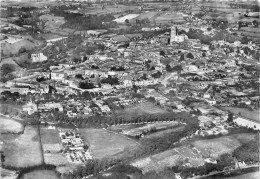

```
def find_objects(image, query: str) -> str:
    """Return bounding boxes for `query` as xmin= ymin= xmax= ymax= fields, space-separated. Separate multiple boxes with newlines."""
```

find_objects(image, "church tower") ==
xmin=170 ymin=26 xmax=177 ymax=44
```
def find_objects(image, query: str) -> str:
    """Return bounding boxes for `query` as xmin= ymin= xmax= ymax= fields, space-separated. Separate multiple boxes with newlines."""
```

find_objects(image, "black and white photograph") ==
xmin=0 ymin=0 xmax=259 ymax=179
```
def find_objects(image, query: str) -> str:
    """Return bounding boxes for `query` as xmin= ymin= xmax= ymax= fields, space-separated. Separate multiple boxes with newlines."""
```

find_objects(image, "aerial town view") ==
xmin=0 ymin=0 xmax=259 ymax=179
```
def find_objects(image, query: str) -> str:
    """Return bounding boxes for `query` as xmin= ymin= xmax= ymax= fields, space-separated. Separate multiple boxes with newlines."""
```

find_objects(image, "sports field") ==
xmin=79 ymin=128 xmax=139 ymax=159
xmin=0 ymin=115 xmax=24 ymax=133
xmin=1 ymin=126 xmax=43 ymax=168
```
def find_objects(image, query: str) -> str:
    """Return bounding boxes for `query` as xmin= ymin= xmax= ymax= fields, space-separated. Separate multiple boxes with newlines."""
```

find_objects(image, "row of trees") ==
xmin=111 ymin=111 xmax=199 ymax=127
xmin=31 ymin=108 xmax=199 ymax=129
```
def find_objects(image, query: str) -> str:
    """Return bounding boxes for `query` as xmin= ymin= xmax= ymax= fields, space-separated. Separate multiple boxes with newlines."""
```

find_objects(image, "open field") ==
xmin=234 ymin=117 xmax=260 ymax=130
xmin=79 ymin=128 xmax=138 ymax=159
xmin=108 ymin=124 xmax=146 ymax=133
xmin=124 ymin=102 xmax=166 ymax=114
xmin=132 ymin=145 xmax=204 ymax=174
xmin=132 ymin=133 xmax=255 ymax=174
xmin=0 ymin=103 xmax=22 ymax=117
xmin=39 ymin=33 xmax=64 ymax=41
xmin=192 ymin=133 xmax=256 ymax=159
xmin=115 ymin=102 xmax=167 ymax=121
xmin=82 ymin=5 xmax=139 ymax=15
xmin=219 ymin=107 xmax=260 ymax=123
xmin=40 ymin=128 xmax=62 ymax=152
xmin=1 ymin=1 xmax=66 ymax=8
xmin=155 ymin=12 xmax=186 ymax=24
xmin=40 ymin=128 xmax=68 ymax=167
xmin=0 ymin=36 xmax=23 ymax=44
xmin=1 ymin=39 xmax=36 ymax=56
xmin=114 ymin=102 xmax=167 ymax=121
xmin=44 ymin=153 xmax=69 ymax=166
xmin=0 ymin=115 xmax=24 ymax=133
xmin=21 ymin=170 xmax=60 ymax=179
xmin=0 ymin=126 xmax=43 ymax=168
xmin=113 ymin=14 xmax=140 ymax=23
xmin=39 ymin=14 xmax=65 ymax=31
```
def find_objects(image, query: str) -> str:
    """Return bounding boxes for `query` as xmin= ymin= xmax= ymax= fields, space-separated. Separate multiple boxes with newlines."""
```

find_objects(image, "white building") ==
xmin=170 ymin=26 xmax=185 ymax=44
xmin=31 ymin=53 xmax=48 ymax=63
xmin=51 ymin=72 xmax=66 ymax=81
xmin=23 ymin=102 xmax=38 ymax=115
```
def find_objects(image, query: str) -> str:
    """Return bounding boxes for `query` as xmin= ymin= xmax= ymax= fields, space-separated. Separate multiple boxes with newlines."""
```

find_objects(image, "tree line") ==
xmin=63 ymin=158 xmax=120 ymax=179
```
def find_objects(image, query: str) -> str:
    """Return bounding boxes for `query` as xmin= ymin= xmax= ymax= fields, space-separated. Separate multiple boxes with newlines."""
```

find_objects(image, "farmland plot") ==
xmin=40 ymin=128 xmax=68 ymax=166
xmin=193 ymin=136 xmax=244 ymax=159
xmin=21 ymin=170 xmax=60 ymax=179
xmin=40 ymin=128 xmax=63 ymax=152
xmin=132 ymin=146 xmax=204 ymax=174
xmin=0 ymin=115 xmax=24 ymax=134
xmin=0 ymin=126 xmax=43 ymax=168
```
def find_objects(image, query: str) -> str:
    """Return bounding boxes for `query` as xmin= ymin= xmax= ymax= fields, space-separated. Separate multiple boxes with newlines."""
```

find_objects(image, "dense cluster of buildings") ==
xmin=1 ymin=17 xmax=259 ymax=130
xmin=59 ymin=129 xmax=92 ymax=164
